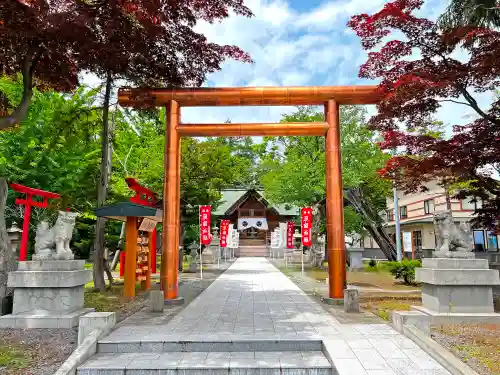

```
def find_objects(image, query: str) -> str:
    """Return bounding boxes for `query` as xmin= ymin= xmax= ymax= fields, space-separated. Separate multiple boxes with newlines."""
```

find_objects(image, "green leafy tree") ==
xmin=439 ymin=0 xmax=500 ymax=29
xmin=261 ymin=106 xmax=397 ymax=260
xmin=111 ymin=111 xmax=258 ymax=249
xmin=0 ymin=77 xmax=102 ymax=265
xmin=0 ymin=77 xmax=101 ymax=210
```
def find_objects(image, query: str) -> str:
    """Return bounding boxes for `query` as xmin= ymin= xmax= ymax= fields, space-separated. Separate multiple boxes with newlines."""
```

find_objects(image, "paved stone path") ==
xmin=91 ymin=258 xmax=452 ymax=375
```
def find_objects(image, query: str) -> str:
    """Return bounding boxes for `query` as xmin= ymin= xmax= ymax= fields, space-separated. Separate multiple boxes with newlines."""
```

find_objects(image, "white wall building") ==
xmin=363 ymin=181 xmax=499 ymax=258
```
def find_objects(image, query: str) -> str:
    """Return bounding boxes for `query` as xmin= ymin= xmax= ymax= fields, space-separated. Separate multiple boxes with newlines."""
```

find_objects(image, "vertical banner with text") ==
xmin=220 ymin=220 xmax=230 ymax=247
xmin=286 ymin=221 xmax=295 ymax=249
xmin=301 ymin=207 xmax=313 ymax=247
xmin=199 ymin=205 xmax=212 ymax=245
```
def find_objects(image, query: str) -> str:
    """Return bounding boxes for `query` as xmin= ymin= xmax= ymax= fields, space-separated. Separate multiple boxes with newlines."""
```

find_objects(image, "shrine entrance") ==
xmin=118 ymin=86 xmax=383 ymax=302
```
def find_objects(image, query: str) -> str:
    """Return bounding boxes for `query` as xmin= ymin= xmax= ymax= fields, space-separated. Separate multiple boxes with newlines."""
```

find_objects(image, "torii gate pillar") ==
xmin=118 ymin=85 xmax=384 ymax=303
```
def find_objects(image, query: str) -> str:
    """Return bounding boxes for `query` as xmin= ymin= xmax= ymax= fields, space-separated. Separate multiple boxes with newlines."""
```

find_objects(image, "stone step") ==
xmin=236 ymin=246 xmax=269 ymax=257
xmin=238 ymin=253 xmax=268 ymax=257
xmin=98 ymin=338 xmax=323 ymax=353
xmin=78 ymin=351 xmax=332 ymax=375
xmin=239 ymin=243 xmax=267 ymax=247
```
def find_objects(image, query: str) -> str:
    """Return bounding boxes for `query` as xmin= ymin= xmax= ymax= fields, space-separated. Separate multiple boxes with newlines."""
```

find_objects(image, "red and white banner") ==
xmin=220 ymin=220 xmax=230 ymax=247
xmin=301 ymin=207 xmax=313 ymax=246
xmin=286 ymin=221 xmax=295 ymax=249
xmin=199 ymin=205 xmax=212 ymax=245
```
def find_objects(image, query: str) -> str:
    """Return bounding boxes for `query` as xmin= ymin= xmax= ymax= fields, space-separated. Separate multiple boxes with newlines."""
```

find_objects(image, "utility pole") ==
xmin=393 ymin=184 xmax=403 ymax=261
xmin=392 ymin=148 xmax=402 ymax=261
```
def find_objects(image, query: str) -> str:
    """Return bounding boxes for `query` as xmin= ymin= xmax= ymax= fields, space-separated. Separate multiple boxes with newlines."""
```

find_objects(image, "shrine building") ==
xmin=213 ymin=188 xmax=298 ymax=255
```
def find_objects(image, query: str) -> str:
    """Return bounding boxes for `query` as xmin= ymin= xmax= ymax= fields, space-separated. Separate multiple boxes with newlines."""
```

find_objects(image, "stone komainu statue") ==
xmin=433 ymin=210 xmax=472 ymax=256
xmin=34 ymin=211 xmax=78 ymax=260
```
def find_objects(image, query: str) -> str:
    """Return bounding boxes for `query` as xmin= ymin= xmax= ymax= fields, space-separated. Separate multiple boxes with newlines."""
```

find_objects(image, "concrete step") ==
xmin=238 ymin=253 xmax=268 ymax=257
xmin=78 ymin=351 xmax=333 ymax=375
xmin=97 ymin=338 xmax=323 ymax=353
xmin=236 ymin=246 xmax=269 ymax=257
xmin=239 ymin=238 xmax=266 ymax=244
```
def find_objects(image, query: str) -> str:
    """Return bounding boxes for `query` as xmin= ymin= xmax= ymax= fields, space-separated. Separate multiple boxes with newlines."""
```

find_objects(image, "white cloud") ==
xmin=294 ymin=0 xmax=387 ymax=32
xmin=184 ymin=0 xmax=383 ymax=123
xmin=81 ymin=0 xmax=494 ymax=131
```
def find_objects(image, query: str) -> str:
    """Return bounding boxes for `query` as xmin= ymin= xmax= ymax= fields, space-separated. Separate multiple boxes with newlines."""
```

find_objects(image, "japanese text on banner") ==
xmin=301 ymin=207 xmax=313 ymax=246
xmin=286 ymin=221 xmax=295 ymax=249
xmin=220 ymin=219 xmax=230 ymax=247
xmin=199 ymin=205 xmax=212 ymax=245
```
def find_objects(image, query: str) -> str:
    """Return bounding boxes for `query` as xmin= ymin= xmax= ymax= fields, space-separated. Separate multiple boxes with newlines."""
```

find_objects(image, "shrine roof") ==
xmin=213 ymin=189 xmax=299 ymax=216
xmin=95 ymin=202 xmax=163 ymax=222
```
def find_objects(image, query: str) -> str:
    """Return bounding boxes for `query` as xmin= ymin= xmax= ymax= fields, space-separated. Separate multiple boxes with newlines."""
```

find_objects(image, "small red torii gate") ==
xmin=10 ymin=183 xmax=61 ymax=261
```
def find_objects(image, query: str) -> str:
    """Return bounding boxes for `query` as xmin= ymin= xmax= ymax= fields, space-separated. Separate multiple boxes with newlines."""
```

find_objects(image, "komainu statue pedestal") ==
xmin=0 ymin=260 xmax=93 ymax=328
xmin=413 ymin=257 xmax=500 ymax=324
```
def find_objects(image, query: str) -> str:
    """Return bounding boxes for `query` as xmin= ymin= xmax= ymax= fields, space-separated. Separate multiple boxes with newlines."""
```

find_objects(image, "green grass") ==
xmin=84 ymin=262 xmax=121 ymax=272
xmin=375 ymin=310 xmax=391 ymax=321
xmin=84 ymin=283 xmax=142 ymax=312
xmin=361 ymin=297 xmax=421 ymax=321
xmin=363 ymin=260 xmax=391 ymax=273
xmin=0 ymin=345 xmax=30 ymax=369
xmin=306 ymin=269 xmax=329 ymax=282
xmin=84 ymin=290 xmax=124 ymax=312
xmin=454 ymin=344 xmax=499 ymax=373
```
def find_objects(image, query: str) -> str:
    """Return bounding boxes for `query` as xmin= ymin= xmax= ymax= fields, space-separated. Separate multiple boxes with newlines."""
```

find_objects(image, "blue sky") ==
xmin=85 ymin=0 xmax=495 ymax=130
xmin=178 ymin=0 xmax=495 ymax=128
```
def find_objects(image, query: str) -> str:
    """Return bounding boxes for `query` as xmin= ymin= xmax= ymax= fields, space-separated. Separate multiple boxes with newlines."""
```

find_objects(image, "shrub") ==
xmin=368 ymin=259 xmax=377 ymax=268
xmin=387 ymin=259 xmax=421 ymax=285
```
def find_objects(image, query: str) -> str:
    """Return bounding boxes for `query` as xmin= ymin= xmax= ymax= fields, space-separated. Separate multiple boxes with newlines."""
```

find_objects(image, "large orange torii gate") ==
xmin=118 ymin=85 xmax=383 ymax=303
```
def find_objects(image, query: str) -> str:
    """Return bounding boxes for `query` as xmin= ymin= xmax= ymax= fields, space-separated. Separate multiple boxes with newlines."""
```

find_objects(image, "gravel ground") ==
xmin=0 ymin=263 xmax=231 ymax=375
xmin=432 ymin=324 xmax=500 ymax=375
xmin=271 ymin=260 xmax=384 ymax=324
xmin=0 ymin=328 xmax=77 ymax=375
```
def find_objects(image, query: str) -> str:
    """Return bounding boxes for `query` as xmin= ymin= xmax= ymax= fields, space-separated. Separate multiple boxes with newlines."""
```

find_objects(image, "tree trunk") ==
xmin=110 ymin=222 xmax=125 ymax=271
xmin=345 ymin=187 xmax=397 ymax=261
xmin=311 ymin=202 xmax=326 ymax=268
xmin=0 ymin=48 xmax=42 ymax=130
xmin=103 ymin=258 xmax=113 ymax=290
xmin=444 ymin=181 xmax=452 ymax=210
xmin=0 ymin=178 xmax=16 ymax=305
xmin=92 ymin=73 xmax=113 ymax=292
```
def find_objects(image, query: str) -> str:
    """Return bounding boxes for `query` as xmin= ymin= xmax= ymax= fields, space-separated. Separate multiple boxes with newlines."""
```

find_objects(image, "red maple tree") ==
xmin=348 ymin=0 xmax=500 ymax=230
xmin=0 ymin=0 xmax=253 ymax=129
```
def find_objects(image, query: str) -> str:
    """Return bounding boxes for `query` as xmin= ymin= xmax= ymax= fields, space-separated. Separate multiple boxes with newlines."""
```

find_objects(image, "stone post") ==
xmin=348 ymin=248 xmax=364 ymax=272
xmin=78 ymin=312 xmax=116 ymax=345
xmin=344 ymin=287 xmax=360 ymax=313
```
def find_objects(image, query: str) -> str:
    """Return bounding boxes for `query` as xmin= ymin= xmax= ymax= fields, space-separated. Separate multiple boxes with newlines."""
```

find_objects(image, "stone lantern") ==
xmin=293 ymin=229 xmax=302 ymax=249
xmin=7 ymin=222 xmax=23 ymax=254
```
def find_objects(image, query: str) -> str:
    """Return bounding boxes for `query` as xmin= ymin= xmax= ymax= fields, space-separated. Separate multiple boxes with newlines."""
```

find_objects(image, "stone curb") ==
xmin=53 ymin=328 xmax=101 ymax=375
xmin=402 ymin=325 xmax=480 ymax=375
xmin=54 ymin=313 xmax=115 ymax=375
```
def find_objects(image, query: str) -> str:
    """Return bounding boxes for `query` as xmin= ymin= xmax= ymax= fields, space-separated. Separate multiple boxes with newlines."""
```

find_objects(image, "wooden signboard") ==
xmin=139 ymin=218 xmax=157 ymax=232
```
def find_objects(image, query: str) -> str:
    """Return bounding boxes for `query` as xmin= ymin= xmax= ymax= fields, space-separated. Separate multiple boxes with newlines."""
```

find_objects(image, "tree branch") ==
xmin=432 ymin=48 xmax=500 ymax=127
xmin=0 ymin=47 xmax=43 ymax=130
xmin=457 ymin=84 xmax=500 ymax=126
xmin=294 ymin=138 xmax=316 ymax=163
xmin=437 ymin=99 xmax=471 ymax=107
